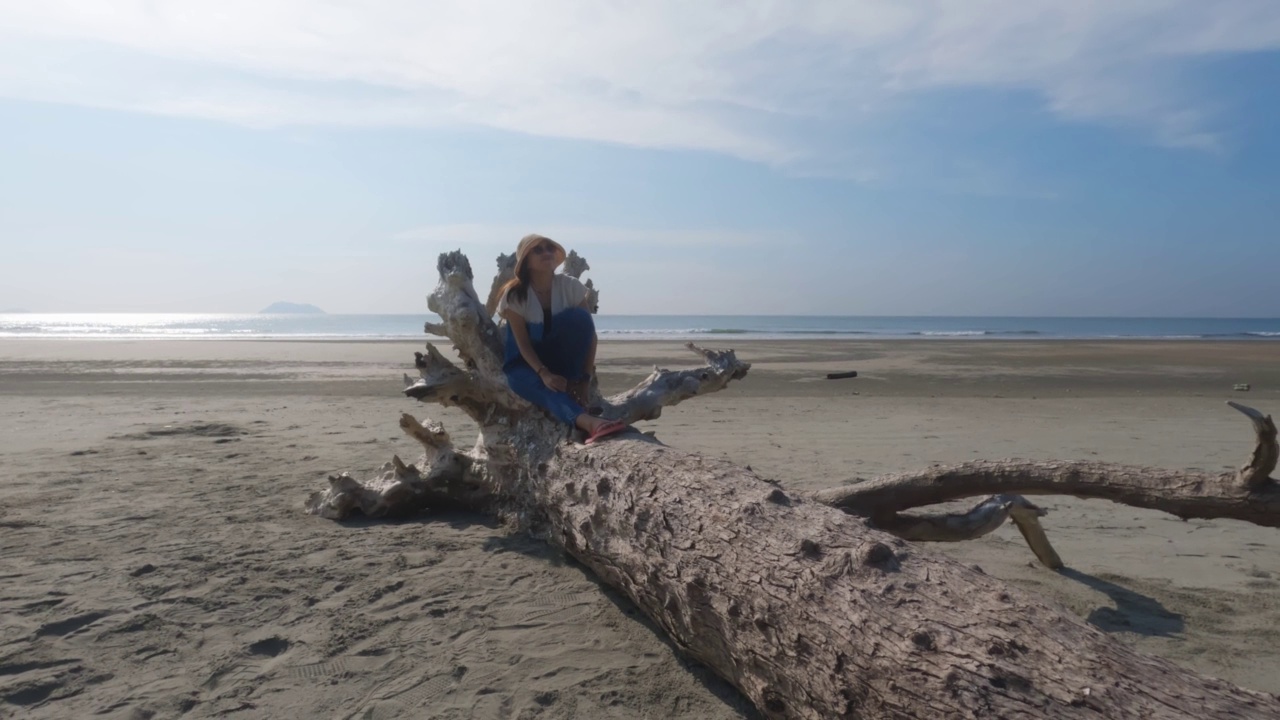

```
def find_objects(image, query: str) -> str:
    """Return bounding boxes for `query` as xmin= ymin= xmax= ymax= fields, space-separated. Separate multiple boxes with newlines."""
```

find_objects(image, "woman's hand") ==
xmin=538 ymin=367 xmax=568 ymax=392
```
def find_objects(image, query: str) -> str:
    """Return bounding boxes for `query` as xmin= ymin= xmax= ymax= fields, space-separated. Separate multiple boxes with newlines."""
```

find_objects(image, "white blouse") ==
xmin=496 ymin=274 xmax=588 ymax=326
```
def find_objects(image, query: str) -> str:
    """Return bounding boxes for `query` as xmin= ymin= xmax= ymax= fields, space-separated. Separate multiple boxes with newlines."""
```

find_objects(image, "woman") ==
xmin=497 ymin=234 xmax=628 ymax=444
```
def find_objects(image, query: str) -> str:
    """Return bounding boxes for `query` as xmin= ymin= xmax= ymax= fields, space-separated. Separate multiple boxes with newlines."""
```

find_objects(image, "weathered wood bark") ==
xmin=817 ymin=401 xmax=1278 ymax=536
xmin=308 ymin=248 xmax=1280 ymax=719
xmin=850 ymin=493 xmax=1066 ymax=569
xmin=813 ymin=400 xmax=1277 ymax=568
xmin=541 ymin=439 xmax=1275 ymax=719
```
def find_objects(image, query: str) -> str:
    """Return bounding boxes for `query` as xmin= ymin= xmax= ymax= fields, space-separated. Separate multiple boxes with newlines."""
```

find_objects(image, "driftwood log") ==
xmin=307 ymin=248 xmax=1280 ymax=719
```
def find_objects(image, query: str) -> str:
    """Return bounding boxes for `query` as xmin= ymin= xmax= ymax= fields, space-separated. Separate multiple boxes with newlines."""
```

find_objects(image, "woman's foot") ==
xmin=585 ymin=419 xmax=628 ymax=444
xmin=576 ymin=415 xmax=629 ymax=444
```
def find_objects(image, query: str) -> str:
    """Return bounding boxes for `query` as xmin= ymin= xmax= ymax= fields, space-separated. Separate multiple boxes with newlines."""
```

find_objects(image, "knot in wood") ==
xmin=859 ymin=541 xmax=898 ymax=570
xmin=911 ymin=630 xmax=935 ymax=651
xmin=437 ymin=250 xmax=474 ymax=280
xmin=989 ymin=672 xmax=1033 ymax=693
xmin=987 ymin=638 xmax=1028 ymax=657
xmin=797 ymin=538 xmax=822 ymax=558
xmin=820 ymin=551 xmax=855 ymax=581
xmin=762 ymin=689 xmax=786 ymax=714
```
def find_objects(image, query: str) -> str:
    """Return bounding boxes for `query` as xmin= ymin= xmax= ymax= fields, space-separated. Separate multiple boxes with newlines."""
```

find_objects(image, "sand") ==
xmin=2 ymin=338 xmax=1278 ymax=719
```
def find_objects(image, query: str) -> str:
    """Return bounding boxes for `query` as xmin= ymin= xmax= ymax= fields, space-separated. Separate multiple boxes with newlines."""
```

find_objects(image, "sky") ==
xmin=1 ymin=1 xmax=1279 ymax=316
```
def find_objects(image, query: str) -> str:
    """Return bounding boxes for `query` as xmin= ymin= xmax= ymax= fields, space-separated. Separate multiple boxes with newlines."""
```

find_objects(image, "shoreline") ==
xmin=4 ymin=338 xmax=1277 ymax=398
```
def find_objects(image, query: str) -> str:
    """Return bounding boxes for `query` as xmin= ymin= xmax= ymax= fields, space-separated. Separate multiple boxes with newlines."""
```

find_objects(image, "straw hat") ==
xmin=514 ymin=233 xmax=566 ymax=275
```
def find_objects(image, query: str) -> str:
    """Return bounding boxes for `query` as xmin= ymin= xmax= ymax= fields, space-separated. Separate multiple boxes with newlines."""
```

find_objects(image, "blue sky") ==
xmin=1 ymin=1 xmax=1279 ymax=316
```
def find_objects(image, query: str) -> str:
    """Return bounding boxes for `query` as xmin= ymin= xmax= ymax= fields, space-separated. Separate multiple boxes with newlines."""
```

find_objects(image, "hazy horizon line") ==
xmin=3 ymin=311 xmax=1279 ymax=320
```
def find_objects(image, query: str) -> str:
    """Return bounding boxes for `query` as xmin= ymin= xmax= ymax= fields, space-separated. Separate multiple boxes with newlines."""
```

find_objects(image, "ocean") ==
xmin=1 ymin=313 xmax=1278 ymax=341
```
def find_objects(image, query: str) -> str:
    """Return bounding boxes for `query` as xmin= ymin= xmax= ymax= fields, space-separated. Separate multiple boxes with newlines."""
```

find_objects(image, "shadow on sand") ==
xmin=1059 ymin=568 xmax=1185 ymax=637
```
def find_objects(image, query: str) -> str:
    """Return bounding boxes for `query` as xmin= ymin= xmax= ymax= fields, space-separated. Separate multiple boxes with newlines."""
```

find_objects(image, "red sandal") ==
xmin=585 ymin=419 xmax=628 ymax=445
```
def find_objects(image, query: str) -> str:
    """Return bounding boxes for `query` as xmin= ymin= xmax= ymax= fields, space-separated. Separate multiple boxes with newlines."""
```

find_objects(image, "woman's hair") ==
xmin=499 ymin=258 xmax=533 ymax=307
xmin=496 ymin=234 xmax=563 ymax=313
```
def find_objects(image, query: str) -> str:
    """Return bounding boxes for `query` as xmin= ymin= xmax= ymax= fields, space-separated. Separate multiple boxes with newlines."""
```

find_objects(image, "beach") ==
xmin=2 ymin=338 xmax=1279 ymax=719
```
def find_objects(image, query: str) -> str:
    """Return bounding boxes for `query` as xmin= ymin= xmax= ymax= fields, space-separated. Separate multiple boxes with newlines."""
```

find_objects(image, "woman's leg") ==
xmin=539 ymin=307 xmax=595 ymax=382
xmin=502 ymin=322 xmax=544 ymax=371
xmin=502 ymin=324 xmax=587 ymax=426
xmin=514 ymin=311 xmax=625 ymax=442
xmin=507 ymin=355 xmax=623 ymax=438
xmin=504 ymin=364 xmax=586 ymax=426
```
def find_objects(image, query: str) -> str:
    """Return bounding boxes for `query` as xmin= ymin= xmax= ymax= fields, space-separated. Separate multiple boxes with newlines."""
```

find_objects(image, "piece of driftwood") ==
xmin=817 ymin=399 xmax=1278 ymax=567
xmin=826 ymin=370 xmax=858 ymax=380
xmin=309 ymin=248 xmax=1279 ymax=719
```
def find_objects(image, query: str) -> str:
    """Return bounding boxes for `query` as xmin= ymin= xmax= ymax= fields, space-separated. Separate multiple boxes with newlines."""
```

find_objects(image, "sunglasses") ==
xmin=530 ymin=243 xmax=557 ymax=255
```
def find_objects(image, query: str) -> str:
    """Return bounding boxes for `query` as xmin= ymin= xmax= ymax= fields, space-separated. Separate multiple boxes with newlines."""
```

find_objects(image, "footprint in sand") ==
xmin=203 ymin=661 xmax=263 ymax=692
xmin=285 ymin=653 xmax=384 ymax=680
xmin=35 ymin=610 xmax=112 ymax=638
xmin=202 ymin=636 xmax=291 ymax=691
xmin=490 ymin=598 xmax=597 ymax=628
xmin=360 ymin=666 xmax=500 ymax=719
xmin=247 ymin=637 xmax=290 ymax=657
xmin=494 ymin=589 xmax=601 ymax=622
xmin=528 ymin=592 xmax=601 ymax=608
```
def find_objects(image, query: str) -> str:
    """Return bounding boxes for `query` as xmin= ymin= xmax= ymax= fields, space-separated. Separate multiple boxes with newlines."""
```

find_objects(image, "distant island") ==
xmin=259 ymin=302 xmax=325 ymax=314
xmin=1 ymin=308 xmax=30 ymax=313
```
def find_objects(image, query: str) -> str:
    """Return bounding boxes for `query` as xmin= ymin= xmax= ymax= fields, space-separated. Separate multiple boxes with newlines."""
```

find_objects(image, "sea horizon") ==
xmin=1 ymin=312 xmax=1278 ymax=341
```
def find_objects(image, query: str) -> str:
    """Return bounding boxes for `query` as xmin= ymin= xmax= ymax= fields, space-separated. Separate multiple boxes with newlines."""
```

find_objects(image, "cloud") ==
xmin=2 ymin=1 xmax=1278 ymax=165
